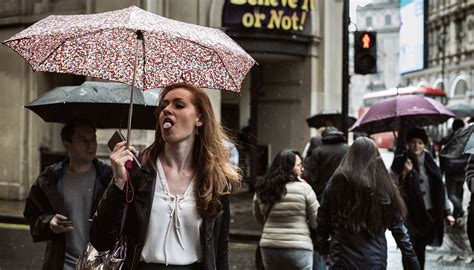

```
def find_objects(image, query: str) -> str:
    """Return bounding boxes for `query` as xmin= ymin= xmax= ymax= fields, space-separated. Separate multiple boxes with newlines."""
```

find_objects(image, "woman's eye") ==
xmin=176 ymin=102 xmax=185 ymax=108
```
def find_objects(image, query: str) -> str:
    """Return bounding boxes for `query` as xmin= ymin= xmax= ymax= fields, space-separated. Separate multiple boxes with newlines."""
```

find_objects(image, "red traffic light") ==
xmin=354 ymin=31 xmax=377 ymax=74
xmin=362 ymin=33 xmax=371 ymax=49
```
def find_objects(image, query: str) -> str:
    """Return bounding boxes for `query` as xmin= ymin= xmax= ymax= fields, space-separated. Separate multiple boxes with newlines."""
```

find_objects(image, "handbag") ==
xmin=255 ymin=202 xmax=274 ymax=270
xmin=76 ymin=172 xmax=134 ymax=270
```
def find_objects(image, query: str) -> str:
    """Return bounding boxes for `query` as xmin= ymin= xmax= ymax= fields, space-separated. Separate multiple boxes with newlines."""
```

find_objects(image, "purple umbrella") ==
xmin=350 ymin=95 xmax=455 ymax=134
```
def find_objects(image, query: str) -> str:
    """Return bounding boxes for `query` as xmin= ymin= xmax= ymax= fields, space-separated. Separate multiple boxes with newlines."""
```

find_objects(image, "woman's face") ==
xmin=159 ymin=88 xmax=203 ymax=144
xmin=407 ymin=138 xmax=425 ymax=156
xmin=293 ymin=154 xmax=303 ymax=177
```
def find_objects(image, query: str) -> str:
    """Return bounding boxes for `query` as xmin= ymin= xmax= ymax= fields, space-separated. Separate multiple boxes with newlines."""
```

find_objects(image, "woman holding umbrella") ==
xmin=90 ymin=83 xmax=240 ymax=270
xmin=391 ymin=127 xmax=455 ymax=269
xmin=315 ymin=137 xmax=419 ymax=270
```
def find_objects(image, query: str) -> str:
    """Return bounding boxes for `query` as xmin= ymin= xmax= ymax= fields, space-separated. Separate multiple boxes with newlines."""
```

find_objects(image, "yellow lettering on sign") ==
xmin=288 ymin=0 xmax=297 ymax=8
xmin=301 ymin=0 xmax=315 ymax=11
xmin=248 ymin=0 xmax=258 ymax=5
xmin=242 ymin=12 xmax=254 ymax=27
xmin=267 ymin=9 xmax=283 ymax=29
xmin=299 ymin=12 xmax=307 ymax=30
xmin=281 ymin=15 xmax=291 ymax=30
xmin=230 ymin=0 xmax=246 ymax=5
xmin=291 ymin=12 xmax=299 ymax=31
xmin=254 ymin=12 xmax=266 ymax=28
xmin=269 ymin=0 xmax=278 ymax=7
xmin=280 ymin=0 xmax=297 ymax=8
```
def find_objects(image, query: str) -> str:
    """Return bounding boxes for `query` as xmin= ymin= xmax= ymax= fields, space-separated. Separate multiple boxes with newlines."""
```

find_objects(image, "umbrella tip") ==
xmin=136 ymin=30 xmax=144 ymax=40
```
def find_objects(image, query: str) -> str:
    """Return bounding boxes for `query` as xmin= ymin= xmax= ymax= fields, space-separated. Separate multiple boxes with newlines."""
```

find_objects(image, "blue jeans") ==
xmin=313 ymin=251 xmax=328 ymax=270
xmin=261 ymin=247 xmax=313 ymax=270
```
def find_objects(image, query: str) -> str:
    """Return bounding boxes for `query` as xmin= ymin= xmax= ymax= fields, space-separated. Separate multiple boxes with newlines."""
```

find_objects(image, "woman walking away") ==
xmin=316 ymin=137 xmax=419 ymax=270
xmin=391 ymin=127 xmax=454 ymax=270
xmin=90 ymin=83 xmax=240 ymax=270
xmin=253 ymin=149 xmax=319 ymax=270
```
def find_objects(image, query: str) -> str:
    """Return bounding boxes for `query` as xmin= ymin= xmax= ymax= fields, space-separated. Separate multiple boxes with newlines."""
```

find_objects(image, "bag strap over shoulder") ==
xmin=263 ymin=202 xmax=274 ymax=223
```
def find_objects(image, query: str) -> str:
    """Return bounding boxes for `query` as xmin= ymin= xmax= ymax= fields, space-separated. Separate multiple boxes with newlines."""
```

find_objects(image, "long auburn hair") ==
xmin=328 ymin=137 xmax=407 ymax=236
xmin=142 ymin=83 xmax=241 ymax=217
xmin=255 ymin=149 xmax=301 ymax=206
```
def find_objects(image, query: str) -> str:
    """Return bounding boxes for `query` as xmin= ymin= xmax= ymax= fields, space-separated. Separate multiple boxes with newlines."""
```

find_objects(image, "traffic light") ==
xmin=354 ymin=31 xmax=377 ymax=74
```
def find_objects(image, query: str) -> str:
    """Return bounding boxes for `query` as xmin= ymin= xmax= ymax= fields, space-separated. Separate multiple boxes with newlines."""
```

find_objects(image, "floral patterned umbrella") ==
xmin=3 ymin=5 xmax=256 ymax=143
xmin=3 ymin=5 xmax=255 ymax=92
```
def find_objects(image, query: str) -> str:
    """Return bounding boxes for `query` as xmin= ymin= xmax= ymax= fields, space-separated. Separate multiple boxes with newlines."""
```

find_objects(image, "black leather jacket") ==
xmin=303 ymin=135 xmax=348 ymax=200
xmin=90 ymin=165 xmax=230 ymax=270
xmin=23 ymin=158 xmax=111 ymax=270
xmin=316 ymin=179 xmax=420 ymax=270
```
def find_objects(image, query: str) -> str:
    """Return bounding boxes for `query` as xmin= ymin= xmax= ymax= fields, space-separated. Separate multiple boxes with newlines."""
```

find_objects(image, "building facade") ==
xmin=0 ymin=0 xmax=324 ymax=199
xmin=402 ymin=0 xmax=474 ymax=105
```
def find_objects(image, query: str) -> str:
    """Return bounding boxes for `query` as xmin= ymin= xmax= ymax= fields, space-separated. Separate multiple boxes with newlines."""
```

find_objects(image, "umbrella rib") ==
xmin=175 ymin=37 xmax=240 ymax=91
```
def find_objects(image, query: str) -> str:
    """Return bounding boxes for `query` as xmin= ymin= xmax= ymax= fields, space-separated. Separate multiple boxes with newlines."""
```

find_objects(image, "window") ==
xmin=366 ymin=17 xmax=372 ymax=27
xmin=467 ymin=15 xmax=474 ymax=49
xmin=385 ymin=15 xmax=391 ymax=26
xmin=453 ymin=79 xmax=468 ymax=97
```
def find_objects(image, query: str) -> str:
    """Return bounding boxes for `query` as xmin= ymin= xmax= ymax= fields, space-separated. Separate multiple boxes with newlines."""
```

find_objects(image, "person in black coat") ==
xmin=316 ymin=137 xmax=419 ymax=270
xmin=439 ymin=119 xmax=467 ymax=220
xmin=391 ymin=127 xmax=455 ymax=269
xmin=302 ymin=127 xmax=348 ymax=201
xmin=465 ymin=154 xmax=474 ymax=250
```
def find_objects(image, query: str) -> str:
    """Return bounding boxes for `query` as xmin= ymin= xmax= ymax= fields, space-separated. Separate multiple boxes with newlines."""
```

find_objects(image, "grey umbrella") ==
xmin=440 ymin=124 xmax=474 ymax=158
xmin=25 ymin=81 xmax=161 ymax=130
xmin=447 ymin=103 xmax=474 ymax=118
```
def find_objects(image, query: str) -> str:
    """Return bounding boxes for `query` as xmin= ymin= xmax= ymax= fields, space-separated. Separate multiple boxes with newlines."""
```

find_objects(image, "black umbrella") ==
xmin=25 ymin=81 xmax=161 ymax=130
xmin=447 ymin=103 xmax=474 ymax=118
xmin=306 ymin=112 xmax=357 ymax=130
xmin=440 ymin=124 xmax=474 ymax=158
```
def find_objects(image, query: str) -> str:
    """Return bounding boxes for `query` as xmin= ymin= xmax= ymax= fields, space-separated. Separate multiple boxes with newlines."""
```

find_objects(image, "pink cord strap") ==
xmin=124 ymin=169 xmax=135 ymax=203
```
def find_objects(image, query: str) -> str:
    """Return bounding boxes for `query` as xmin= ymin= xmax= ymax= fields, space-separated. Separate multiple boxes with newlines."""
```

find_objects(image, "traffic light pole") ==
xmin=341 ymin=0 xmax=350 ymax=139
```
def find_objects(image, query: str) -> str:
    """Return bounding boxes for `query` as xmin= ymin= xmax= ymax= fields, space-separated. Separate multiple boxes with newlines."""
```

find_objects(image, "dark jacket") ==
xmin=315 ymin=179 xmax=419 ymax=270
xmin=303 ymin=133 xmax=348 ymax=200
xmin=23 ymin=158 xmax=112 ymax=270
xmin=90 ymin=165 xmax=230 ymax=270
xmin=391 ymin=151 xmax=450 ymax=247
xmin=465 ymin=155 xmax=474 ymax=250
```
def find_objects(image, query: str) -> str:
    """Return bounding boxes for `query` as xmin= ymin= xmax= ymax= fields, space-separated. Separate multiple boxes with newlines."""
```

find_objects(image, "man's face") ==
xmin=63 ymin=125 xmax=97 ymax=163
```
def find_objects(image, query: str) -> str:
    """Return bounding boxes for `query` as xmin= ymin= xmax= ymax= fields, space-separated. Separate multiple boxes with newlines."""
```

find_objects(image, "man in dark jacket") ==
xmin=23 ymin=119 xmax=112 ymax=270
xmin=303 ymin=127 xmax=349 ymax=201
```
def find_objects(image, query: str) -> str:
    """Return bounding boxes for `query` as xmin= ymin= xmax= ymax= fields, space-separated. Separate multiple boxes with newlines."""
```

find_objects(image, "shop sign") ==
xmin=222 ymin=0 xmax=315 ymax=35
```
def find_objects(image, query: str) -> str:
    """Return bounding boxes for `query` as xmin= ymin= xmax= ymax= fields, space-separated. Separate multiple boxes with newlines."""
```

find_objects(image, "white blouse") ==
xmin=140 ymin=159 xmax=203 ymax=265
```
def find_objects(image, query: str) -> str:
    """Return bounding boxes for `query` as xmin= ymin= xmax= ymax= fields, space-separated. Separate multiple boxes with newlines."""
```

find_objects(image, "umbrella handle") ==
xmin=126 ymin=31 xmax=144 ymax=148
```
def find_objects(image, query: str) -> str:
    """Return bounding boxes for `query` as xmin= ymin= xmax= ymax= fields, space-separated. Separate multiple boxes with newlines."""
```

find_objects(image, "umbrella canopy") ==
xmin=3 ymin=5 xmax=256 ymax=92
xmin=306 ymin=113 xmax=357 ymax=130
xmin=25 ymin=81 xmax=161 ymax=129
xmin=350 ymin=95 xmax=455 ymax=134
xmin=447 ymin=103 xmax=474 ymax=118
xmin=440 ymin=124 xmax=474 ymax=158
